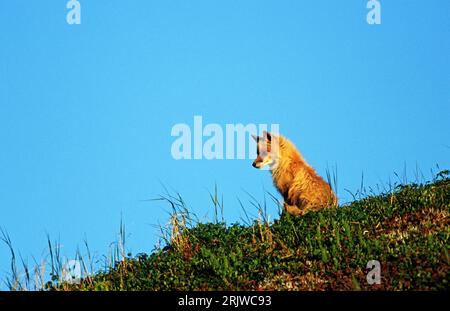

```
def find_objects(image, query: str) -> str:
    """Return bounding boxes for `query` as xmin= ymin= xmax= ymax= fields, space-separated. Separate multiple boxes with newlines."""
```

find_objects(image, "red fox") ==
xmin=252 ymin=131 xmax=337 ymax=216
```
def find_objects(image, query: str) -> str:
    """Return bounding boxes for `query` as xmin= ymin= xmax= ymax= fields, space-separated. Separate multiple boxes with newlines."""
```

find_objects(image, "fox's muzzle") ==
xmin=252 ymin=160 xmax=263 ymax=168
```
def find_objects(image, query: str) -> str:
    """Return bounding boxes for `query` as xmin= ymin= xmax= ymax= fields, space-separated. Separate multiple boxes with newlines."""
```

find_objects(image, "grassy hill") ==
xmin=44 ymin=172 xmax=449 ymax=291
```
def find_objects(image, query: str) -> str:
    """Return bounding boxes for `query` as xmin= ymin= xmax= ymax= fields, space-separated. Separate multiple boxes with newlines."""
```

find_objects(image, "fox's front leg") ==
xmin=283 ymin=202 xmax=306 ymax=216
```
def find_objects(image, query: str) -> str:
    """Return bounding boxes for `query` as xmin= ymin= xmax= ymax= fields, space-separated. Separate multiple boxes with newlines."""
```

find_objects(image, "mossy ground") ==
xmin=52 ymin=175 xmax=449 ymax=291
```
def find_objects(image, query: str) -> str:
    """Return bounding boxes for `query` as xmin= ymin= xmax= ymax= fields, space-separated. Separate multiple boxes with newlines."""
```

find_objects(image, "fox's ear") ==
xmin=251 ymin=134 xmax=259 ymax=142
xmin=263 ymin=131 xmax=271 ymax=142
xmin=270 ymin=133 xmax=279 ymax=145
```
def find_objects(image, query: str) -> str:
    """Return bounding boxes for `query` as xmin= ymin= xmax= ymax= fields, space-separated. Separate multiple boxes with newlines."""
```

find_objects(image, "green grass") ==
xmin=3 ymin=171 xmax=450 ymax=291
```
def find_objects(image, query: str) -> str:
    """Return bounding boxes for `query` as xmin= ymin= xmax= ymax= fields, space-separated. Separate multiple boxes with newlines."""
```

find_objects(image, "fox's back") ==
xmin=274 ymin=137 xmax=337 ymax=211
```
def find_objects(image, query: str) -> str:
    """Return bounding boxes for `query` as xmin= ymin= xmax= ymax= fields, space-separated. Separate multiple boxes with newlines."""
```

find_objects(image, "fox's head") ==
xmin=251 ymin=131 xmax=280 ymax=170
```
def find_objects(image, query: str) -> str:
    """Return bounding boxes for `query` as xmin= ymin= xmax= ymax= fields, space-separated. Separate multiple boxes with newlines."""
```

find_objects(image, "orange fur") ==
xmin=253 ymin=132 xmax=337 ymax=216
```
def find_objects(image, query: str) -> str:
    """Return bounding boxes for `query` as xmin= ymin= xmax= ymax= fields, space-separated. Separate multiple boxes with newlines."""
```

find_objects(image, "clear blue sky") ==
xmin=0 ymin=1 xmax=449 ymax=286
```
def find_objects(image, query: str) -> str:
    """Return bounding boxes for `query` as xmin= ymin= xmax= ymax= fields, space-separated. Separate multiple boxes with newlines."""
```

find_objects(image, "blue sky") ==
xmin=0 ymin=1 xmax=449 ymax=286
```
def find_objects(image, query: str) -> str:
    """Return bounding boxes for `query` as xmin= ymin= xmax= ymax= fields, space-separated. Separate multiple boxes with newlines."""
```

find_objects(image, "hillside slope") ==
xmin=54 ymin=176 xmax=449 ymax=291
